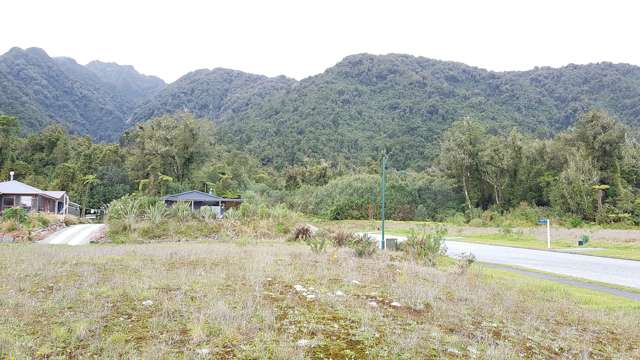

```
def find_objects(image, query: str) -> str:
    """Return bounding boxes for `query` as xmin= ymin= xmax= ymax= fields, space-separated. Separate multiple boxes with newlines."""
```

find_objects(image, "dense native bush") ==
xmin=290 ymin=172 xmax=461 ymax=221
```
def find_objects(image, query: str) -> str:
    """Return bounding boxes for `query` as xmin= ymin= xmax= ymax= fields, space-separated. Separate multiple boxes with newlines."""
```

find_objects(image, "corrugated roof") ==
xmin=0 ymin=180 xmax=66 ymax=199
xmin=42 ymin=191 xmax=66 ymax=200
xmin=162 ymin=190 xmax=242 ymax=202
xmin=0 ymin=180 xmax=43 ymax=194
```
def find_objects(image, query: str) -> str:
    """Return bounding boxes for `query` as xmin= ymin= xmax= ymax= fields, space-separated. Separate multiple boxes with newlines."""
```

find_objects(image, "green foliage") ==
xmin=0 ymin=47 xmax=164 ymax=141
xmin=579 ymin=234 xmax=590 ymax=245
xmin=145 ymin=201 xmax=167 ymax=225
xmin=107 ymin=195 xmax=142 ymax=231
xmin=306 ymin=235 xmax=328 ymax=254
xmin=402 ymin=226 xmax=448 ymax=266
xmin=293 ymin=172 xmax=460 ymax=221
xmin=2 ymin=208 xmax=28 ymax=224
xmin=2 ymin=49 xmax=640 ymax=227
xmin=350 ymin=234 xmax=377 ymax=258
xmin=198 ymin=206 xmax=218 ymax=223
xmin=122 ymin=113 xmax=215 ymax=189
xmin=170 ymin=202 xmax=192 ymax=223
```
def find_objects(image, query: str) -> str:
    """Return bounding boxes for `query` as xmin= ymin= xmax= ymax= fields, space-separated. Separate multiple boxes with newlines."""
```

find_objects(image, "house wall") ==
xmin=0 ymin=194 xmax=60 ymax=214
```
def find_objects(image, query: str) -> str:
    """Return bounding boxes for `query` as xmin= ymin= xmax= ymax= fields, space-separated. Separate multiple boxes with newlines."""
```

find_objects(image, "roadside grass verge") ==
xmin=1 ymin=242 xmax=639 ymax=358
xmin=477 ymin=266 xmax=640 ymax=310
xmin=321 ymin=220 xmax=640 ymax=261
xmin=458 ymin=234 xmax=640 ymax=261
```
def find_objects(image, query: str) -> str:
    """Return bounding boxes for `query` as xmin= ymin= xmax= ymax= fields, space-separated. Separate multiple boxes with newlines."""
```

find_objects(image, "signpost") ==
xmin=538 ymin=218 xmax=551 ymax=249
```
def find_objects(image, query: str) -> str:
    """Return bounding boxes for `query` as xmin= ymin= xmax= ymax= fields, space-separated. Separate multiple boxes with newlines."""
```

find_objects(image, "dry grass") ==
xmin=322 ymin=220 xmax=640 ymax=260
xmin=0 ymin=241 xmax=639 ymax=359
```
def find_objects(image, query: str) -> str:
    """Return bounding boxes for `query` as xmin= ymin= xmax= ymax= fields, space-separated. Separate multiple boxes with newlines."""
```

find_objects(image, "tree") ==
xmin=564 ymin=111 xmax=626 ymax=183
xmin=81 ymin=175 xmax=99 ymax=216
xmin=122 ymin=113 xmax=214 ymax=194
xmin=549 ymin=151 xmax=599 ymax=219
xmin=0 ymin=115 xmax=20 ymax=176
xmin=437 ymin=119 xmax=485 ymax=210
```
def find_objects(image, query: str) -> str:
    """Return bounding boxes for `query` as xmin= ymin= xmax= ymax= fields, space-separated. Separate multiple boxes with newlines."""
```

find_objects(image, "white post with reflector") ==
xmin=546 ymin=219 xmax=551 ymax=249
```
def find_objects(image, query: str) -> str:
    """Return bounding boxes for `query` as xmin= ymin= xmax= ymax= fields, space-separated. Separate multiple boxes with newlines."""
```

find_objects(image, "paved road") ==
xmin=446 ymin=240 xmax=640 ymax=289
xmin=40 ymin=224 xmax=104 ymax=246
xmin=359 ymin=233 xmax=640 ymax=289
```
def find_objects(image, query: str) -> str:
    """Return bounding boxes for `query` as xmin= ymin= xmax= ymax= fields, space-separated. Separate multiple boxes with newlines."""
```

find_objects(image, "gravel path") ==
xmin=39 ymin=224 xmax=104 ymax=246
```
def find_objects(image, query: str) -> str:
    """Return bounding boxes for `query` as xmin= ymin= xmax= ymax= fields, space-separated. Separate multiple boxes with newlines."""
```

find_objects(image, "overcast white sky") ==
xmin=0 ymin=0 xmax=637 ymax=83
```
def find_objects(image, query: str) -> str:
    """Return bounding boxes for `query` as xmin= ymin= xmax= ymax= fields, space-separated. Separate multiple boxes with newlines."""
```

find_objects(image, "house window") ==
xmin=20 ymin=196 xmax=32 ymax=208
xmin=3 ymin=196 xmax=14 ymax=207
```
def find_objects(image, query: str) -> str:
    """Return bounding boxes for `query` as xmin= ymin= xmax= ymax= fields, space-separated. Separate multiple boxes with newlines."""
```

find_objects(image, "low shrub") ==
xmin=199 ymin=207 xmax=218 ymax=223
xmin=107 ymin=195 xmax=142 ymax=231
xmin=332 ymin=230 xmax=354 ymax=247
xmin=171 ymin=202 xmax=192 ymax=223
xmin=446 ymin=212 xmax=466 ymax=226
xmin=63 ymin=216 xmax=80 ymax=226
xmin=2 ymin=208 xmax=28 ymax=224
xmin=2 ymin=221 xmax=18 ymax=232
xmin=33 ymin=214 xmax=51 ymax=228
xmin=350 ymin=234 xmax=377 ymax=258
xmin=402 ymin=226 xmax=448 ymax=266
xmin=453 ymin=252 xmax=476 ymax=274
xmin=500 ymin=223 xmax=514 ymax=236
xmin=138 ymin=222 xmax=167 ymax=240
xmin=307 ymin=235 xmax=328 ymax=254
xmin=275 ymin=222 xmax=290 ymax=235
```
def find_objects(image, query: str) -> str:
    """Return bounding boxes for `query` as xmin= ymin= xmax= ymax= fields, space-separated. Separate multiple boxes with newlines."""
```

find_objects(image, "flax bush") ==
xmin=199 ymin=206 xmax=218 ymax=223
xmin=171 ymin=202 xmax=192 ymax=223
xmin=107 ymin=195 xmax=142 ymax=231
xmin=350 ymin=233 xmax=377 ymax=258
xmin=402 ymin=225 xmax=448 ymax=266
xmin=146 ymin=201 xmax=167 ymax=225
xmin=306 ymin=235 xmax=328 ymax=254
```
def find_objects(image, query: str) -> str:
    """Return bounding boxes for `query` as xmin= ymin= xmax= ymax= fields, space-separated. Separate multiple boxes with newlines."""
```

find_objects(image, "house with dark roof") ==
xmin=0 ymin=172 xmax=80 ymax=216
xmin=162 ymin=190 xmax=242 ymax=218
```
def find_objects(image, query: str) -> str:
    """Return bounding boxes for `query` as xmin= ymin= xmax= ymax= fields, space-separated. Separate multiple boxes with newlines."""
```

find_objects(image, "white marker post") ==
xmin=546 ymin=219 xmax=551 ymax=249
xmin=538 ymin=218 xmax=551 ymax=249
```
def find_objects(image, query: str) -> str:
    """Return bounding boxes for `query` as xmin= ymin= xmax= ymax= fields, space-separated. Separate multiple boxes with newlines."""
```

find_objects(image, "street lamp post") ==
xmin=380 ymin=151 xmax=389 ymax=250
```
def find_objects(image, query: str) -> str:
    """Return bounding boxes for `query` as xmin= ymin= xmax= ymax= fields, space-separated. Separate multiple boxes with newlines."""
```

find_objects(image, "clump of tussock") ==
xmin=332 ymin=230 xmax=354 ymax=247
xmin=290 ymin=224 xmax=313 ymax=242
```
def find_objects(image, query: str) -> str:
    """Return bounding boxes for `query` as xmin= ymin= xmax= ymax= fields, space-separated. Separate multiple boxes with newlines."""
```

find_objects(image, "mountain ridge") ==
xmin=2 ymin=48 xmax=640 ymax=168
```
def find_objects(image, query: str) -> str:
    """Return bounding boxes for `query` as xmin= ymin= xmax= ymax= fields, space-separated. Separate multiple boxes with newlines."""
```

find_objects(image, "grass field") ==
xmin=1 ymin=241 xmax=639 ymax=359
xmin=321 ymin=220 xmax=640 ymax=261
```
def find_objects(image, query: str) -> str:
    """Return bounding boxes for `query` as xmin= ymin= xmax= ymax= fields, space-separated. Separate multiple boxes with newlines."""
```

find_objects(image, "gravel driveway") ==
xmin=39 ymin=224 xmax=104 ymax=246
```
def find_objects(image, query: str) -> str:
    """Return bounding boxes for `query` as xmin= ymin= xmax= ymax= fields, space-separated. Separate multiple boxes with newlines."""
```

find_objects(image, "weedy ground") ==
xmin=1 ymin=240 xmax=639 ymax=359
xmin=322 ymin=220 xmax=640 ymax=260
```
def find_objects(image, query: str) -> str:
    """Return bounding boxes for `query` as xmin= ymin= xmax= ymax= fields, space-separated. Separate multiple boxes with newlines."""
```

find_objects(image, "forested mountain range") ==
xmin=2 ymin=48 xmax=640 ymax=169
xmin=0 ymin=47 xmax=165 ymax=141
